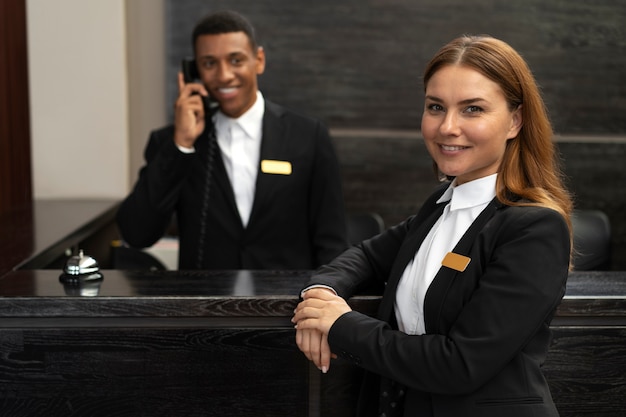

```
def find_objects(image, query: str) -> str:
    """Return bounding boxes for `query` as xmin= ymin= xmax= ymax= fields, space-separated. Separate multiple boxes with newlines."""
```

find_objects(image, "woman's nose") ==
xmin=439 ymin=112 xmax=461 ymax=136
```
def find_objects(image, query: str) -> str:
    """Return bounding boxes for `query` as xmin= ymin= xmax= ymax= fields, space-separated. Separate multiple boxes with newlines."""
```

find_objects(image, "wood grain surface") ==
xmin=0 ymin=270 xmax=623 ymax=416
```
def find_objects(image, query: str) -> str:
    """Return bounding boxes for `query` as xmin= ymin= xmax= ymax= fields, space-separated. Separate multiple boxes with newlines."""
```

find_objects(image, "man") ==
xmin=117 ymin=10 xmax=347 ymax=269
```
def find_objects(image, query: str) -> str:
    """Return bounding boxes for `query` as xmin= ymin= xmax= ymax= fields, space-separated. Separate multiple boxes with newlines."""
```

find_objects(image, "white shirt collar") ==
xmin=436 ymin=173 xmax=497 ymax=211
xmin=215 ymin=91 xmax=264 ymax=140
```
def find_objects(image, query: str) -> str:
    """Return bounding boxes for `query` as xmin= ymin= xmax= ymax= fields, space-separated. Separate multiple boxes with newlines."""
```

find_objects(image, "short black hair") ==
xmin=192 ymin=10 xmax=259 ymax=52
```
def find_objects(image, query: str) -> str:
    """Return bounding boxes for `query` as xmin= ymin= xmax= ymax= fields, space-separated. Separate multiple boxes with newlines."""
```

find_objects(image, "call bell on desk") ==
xmin=59 ymin=249 xmax=103 ymax=296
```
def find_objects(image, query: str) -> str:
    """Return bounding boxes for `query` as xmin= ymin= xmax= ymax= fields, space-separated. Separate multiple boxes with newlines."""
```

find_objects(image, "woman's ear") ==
xmin=508 ymin=104 xmax=523 ymax=139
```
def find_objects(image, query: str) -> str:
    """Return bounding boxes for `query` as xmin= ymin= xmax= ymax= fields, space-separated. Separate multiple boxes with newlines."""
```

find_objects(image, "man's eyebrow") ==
xmin=197 ymin=51 xmax=247 ymax=60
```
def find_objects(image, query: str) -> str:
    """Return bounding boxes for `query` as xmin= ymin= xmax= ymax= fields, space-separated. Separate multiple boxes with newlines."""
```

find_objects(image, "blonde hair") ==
xmin=423 ymin=35 xmax=573 ymax=263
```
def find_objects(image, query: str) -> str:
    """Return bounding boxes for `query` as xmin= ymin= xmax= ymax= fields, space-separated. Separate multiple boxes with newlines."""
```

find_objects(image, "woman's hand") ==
xmin=295 ymin=328 xmax=334 ymax=373
xmin=292 ymin=288 xmax=352 ymax=372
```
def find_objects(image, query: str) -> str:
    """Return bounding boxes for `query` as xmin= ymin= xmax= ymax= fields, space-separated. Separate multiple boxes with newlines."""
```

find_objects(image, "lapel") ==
xmin=247 ymin=101 xmax=286 ymax=227
xmin=376 ymin=191 xmax=503 ymax=325
xmin=423 ymin=198 xmax=502 ymax=333
xmin=376 ymin=185 xmax=449 ymax=320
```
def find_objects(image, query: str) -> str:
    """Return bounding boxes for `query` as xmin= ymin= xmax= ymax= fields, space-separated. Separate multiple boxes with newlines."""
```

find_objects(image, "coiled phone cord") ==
xmin=195 ymin=110 xmax=218 ymax=269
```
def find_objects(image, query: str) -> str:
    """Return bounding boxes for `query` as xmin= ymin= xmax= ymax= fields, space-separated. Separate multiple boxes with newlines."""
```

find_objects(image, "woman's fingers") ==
xmin=295 ymin=328 xmax=332 ymax=372
xmin=293 ymin=299 xmax=323 ymax=323
xmin=293 ymin=295 xmax=352 ymax=332
xmin=319 ymin=332 xmax=332 ymax=372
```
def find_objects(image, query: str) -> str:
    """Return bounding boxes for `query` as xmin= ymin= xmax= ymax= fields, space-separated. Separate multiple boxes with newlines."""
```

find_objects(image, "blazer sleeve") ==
xmin=116 ymin=127 xmax=198 ymax=248
xmin=306 ymin=184 xmax=448 ymax=296
xmin=307 ymin=219 xmax=409 ymax=297
xmin=326 ymin=205 xmax=570 ymax=395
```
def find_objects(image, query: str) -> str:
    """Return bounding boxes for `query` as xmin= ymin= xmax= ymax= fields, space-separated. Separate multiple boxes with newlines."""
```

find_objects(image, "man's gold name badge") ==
xmin=261 ymin=160 xmax=292 ymax=175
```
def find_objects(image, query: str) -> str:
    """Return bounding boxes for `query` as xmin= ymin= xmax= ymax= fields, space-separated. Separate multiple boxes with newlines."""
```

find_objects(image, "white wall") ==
xmin=26 ymin=0 xmax=166 ymax=199
xmin=125 ymin=0 xmax=167 ymax=186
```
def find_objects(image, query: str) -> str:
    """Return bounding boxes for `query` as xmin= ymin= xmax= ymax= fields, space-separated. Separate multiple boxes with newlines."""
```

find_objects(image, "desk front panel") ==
xmin=0 ymin=270 xmax=623 ymax=417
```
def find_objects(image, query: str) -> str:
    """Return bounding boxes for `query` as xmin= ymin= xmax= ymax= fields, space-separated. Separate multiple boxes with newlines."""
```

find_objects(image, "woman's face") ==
xmin=421 ymin=65 xmax=522 ymax=185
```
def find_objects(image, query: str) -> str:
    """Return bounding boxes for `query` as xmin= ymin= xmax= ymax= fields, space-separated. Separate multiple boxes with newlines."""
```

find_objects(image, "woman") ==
xmin=292 ymin=35 xmax=573 ymax=417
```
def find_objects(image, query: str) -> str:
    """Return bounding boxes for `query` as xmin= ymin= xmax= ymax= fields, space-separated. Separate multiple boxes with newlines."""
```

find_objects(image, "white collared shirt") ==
xmin=213 ymin=91 xmax=264 ymax=227
xmin=394 ymin=174 xmax=497 ymax=335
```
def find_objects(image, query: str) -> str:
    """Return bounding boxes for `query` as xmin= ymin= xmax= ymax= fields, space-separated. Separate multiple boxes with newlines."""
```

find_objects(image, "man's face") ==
xmin=195 ymin=32 xmax=265 ymax=118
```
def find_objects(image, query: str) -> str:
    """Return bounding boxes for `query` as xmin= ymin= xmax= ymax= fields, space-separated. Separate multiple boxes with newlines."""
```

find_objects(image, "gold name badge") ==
xmin=442 ymin=252 xmax=471 ymax=272
xmin=261 ymin=160 xmax=292 ymax=175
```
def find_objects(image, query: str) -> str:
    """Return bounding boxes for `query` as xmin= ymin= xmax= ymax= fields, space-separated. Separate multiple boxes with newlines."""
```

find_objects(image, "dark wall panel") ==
xmin=165 ymin=0 xmax=626 ymax=134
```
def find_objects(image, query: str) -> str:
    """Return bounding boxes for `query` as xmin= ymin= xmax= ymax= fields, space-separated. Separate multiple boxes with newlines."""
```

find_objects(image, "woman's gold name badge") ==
xmin=442 ymin=252 xmax=471 ymax=272
xmin=261 ymin=160 xmax=292 ymax=175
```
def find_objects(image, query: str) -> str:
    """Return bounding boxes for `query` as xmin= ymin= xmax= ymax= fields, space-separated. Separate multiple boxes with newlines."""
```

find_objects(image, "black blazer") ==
xmin=306 ymin=184 xmax=570 ymax=416
xmin=117 ymin=99 xmax=347 ymax=269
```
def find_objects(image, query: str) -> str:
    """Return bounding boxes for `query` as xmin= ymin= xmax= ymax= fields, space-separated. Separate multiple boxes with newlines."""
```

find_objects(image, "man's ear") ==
xmin=255 ymin=46 xmax=266 ymax=75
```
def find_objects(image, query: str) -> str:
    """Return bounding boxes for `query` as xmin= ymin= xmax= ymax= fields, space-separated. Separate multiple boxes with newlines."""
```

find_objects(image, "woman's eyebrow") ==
xmin=458 ymin=97 xmax=487 ymax=105
xmin=425 ymin=96 xmax=487 ymax=105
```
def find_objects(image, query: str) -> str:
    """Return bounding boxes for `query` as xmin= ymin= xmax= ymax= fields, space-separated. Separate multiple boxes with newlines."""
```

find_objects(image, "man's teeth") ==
xmin=219 ymin=87 xmax=236 ymax=94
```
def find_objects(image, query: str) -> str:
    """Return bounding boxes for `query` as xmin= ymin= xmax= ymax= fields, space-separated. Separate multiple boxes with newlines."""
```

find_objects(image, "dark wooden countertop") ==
xmin=0 ymin=269 xmax=623 ymax=323
xmin=0 ymin=270 xmax=312 ymax=322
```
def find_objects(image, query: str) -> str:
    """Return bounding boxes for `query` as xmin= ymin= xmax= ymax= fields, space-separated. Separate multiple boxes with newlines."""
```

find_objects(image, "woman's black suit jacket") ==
xmin=307 ymin=184 xmax=570 ymax=417
xmin=117 ymin=100 xmax=347 ymax=269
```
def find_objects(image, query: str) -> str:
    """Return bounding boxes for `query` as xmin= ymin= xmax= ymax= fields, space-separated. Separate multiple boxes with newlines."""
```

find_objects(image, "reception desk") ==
xmin=0 ymin=269 xmax=624 ymax=416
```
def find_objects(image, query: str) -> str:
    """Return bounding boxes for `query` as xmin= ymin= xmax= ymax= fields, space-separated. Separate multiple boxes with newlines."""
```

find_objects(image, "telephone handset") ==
xmin=181 ymin=58 xmax=219 ymax=112
xmin=181 ymin=58 xmax=201 ymax=84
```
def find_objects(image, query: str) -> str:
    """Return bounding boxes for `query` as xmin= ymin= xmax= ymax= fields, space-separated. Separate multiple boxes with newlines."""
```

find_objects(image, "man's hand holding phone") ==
xmin=174 ymin=71 xmax=209 ymax=149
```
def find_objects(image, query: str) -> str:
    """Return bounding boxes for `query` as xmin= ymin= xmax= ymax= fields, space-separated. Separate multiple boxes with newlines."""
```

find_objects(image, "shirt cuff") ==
xmin=300 ymin=284 xmax=338 ymax=298
xmin=176 ymin=143 xmax=196 ymax=154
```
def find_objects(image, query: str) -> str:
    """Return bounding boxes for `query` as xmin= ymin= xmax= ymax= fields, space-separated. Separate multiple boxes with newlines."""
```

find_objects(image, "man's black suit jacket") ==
xmin=307 ymin=184 xmax=570 ymax=416
xmin=117 ymin=100 xmax=347 ymax=269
